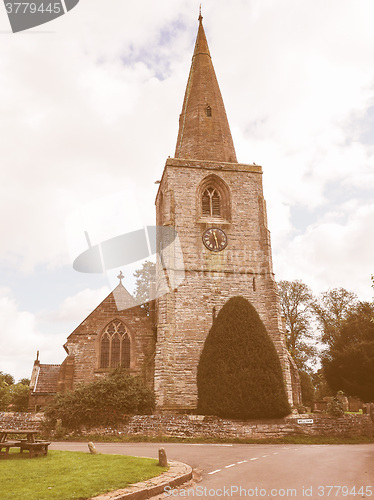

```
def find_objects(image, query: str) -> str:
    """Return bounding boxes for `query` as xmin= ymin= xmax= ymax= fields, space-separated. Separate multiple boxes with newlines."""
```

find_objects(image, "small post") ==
xmin=158 ymin=447 xmax=168 ymax=467
xmin=88 ymin=442 xmax=98 ymax=454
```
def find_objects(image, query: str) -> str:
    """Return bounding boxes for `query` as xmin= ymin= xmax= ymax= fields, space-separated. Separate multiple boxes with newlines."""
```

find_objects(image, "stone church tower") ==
xmin=155 ymin=14 xmax=301 ymax=411
xmin=29 ymin=12 xmax=301 ymax=413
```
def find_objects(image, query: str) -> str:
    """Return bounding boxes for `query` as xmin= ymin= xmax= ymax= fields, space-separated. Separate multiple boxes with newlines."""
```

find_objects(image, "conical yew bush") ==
xmin=197 ymin=296 xmax=291 ymax=419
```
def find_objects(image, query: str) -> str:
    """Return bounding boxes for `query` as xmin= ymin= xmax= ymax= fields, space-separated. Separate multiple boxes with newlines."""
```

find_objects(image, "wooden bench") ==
xmin=0 ymin=441 xmax=21 ymax=459
xmin=19 ymin=441 xmax=51 ymax=458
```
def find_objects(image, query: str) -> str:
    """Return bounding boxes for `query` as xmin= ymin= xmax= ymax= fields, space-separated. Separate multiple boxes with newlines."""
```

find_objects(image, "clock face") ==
xmin=202 ymin=228 xmax=227 ymax=252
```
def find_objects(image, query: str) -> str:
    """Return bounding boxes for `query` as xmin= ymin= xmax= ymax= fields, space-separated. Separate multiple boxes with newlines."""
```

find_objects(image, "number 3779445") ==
xmin=5 ymin=3 xmax=62 ymax=14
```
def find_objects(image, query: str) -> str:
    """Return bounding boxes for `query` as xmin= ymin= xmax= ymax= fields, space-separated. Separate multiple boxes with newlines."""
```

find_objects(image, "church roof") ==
xmin=112 ymin=282 xmax=138 ymax=311
xmin=66 ymin=282 xmax=139 ymax=340
xmin=174 ymin=13 xmax=237 ymax=163
xmin=33 ymin=364 xmax=60 ymax=394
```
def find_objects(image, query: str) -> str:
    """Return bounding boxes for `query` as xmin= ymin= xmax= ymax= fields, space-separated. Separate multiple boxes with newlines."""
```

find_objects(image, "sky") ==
xmin=1 ymin=0 xmax=374 ymax=380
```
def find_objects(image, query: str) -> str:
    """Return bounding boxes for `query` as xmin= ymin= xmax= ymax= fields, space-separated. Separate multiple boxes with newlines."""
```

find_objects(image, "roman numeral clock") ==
xmin=202 ymin=227 xmax=227 ymax=252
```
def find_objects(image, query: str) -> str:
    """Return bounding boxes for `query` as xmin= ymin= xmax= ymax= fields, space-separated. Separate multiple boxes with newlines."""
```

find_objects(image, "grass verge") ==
xmin=0 ymin=450 xmax=167 ymax=500
xmin=54 ymin=433 xmax=374 ymax=445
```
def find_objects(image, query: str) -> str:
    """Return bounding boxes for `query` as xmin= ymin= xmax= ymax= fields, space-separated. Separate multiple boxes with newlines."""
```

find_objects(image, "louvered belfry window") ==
xmin=99 ymin=320 xmax=131 ymax=369
xmin=202 ymin=187 xmax=221 ymax=217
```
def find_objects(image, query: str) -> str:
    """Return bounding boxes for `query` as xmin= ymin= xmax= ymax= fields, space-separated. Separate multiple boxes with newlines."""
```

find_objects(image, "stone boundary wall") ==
xmin=88 ymin=414 xmax=373 ymax=439
xmin=0 ymin=412 xmax=372 ymax=439
xmin=0 ymin=412 xmax=44 ymax=430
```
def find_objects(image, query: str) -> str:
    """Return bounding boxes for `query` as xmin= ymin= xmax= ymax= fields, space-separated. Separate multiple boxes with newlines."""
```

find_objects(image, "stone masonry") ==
xmin=29 ymin=14 xmax=301 ymax=413
xmin=1 ymin=412 xmax=372 ymax=440
xmin=154 ymin=16 xmax=301 ymax=410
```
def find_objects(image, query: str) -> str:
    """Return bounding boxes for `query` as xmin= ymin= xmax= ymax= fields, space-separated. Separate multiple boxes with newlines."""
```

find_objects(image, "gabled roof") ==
xmin=67 ymin=283 xmax=139 ymax=339
xmin=174 ymin=14 xmax=237 ymax=163
xmin=33 ymin=364 xmax=60 ymax=394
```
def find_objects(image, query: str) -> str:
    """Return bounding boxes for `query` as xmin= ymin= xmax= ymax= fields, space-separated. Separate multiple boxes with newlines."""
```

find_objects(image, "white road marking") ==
xmin=208 ymin=469 xmax=221 ymax=475
xmin=189 ymin=444 xmax=233 ymax=447
xmin=208 ymin=450 xmax=297 ymax=476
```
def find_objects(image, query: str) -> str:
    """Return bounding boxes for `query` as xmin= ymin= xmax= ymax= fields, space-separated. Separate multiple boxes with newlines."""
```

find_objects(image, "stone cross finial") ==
xmin=117 ymin=271 xmax=124 ymax=285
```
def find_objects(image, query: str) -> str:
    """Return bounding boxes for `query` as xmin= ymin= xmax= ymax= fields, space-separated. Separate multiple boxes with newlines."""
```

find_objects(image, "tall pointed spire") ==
xmin=174 ymin=13 xmax=237 ymax=163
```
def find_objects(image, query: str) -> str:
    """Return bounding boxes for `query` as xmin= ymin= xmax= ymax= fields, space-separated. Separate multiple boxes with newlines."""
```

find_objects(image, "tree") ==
xmin=278 ymin=280 xmax=317 ymax=370
xmin=322 ymin=301 xmax=374 ymax=401
xmin=45 ymin=369 xmax=155 ymax=430
xmin=0 ymin=378 xmax=10 ymax=411
xmin=312 ymin=369 xmax=334 ymax=400
xmin=313 ymin=288 xmax=358 ymax=347
xmin=133 ymin=261 xmax=156 ymax=315
xmin=197 ymin=296 xmax=291 ymax=419
xmin=9 ymin=383 xmax=29 ymax=412
xmin=19 ymin=378 xmax=30 ymax=386
xmin=0 ymin=371 xmax=15 ymax=386
xmin=0 ymin=372 xmax=15 ymax=411
xmin=299 ymin=370 xmax=315 ymax=408
xmin=0 ymin=373 xmax=30 ymax=411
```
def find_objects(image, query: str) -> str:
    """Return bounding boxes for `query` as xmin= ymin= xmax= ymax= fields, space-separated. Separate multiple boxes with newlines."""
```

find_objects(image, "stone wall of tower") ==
xmin=154 ymin=158 xmax=296 ymax=410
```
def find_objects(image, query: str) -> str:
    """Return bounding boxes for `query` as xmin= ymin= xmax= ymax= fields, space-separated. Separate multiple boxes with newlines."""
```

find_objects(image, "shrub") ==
xmin=45 ymin=369 xmax=155 ymax=431
xmin=327 ymin=392 xmax=345 ymax=417
xmin=197 ymin=296 xmax=291 ymax=419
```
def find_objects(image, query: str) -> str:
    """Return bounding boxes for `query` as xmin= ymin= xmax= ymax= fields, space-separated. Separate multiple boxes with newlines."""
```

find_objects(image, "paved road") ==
xmin=51 ymin=442 xmax=374 ymax=499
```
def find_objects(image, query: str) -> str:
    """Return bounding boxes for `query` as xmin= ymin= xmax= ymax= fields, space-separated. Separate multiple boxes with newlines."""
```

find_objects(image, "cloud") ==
xmin=38 ymin=286 xmax=110 ymax=324
xmin=0 ymin=2 xmax=193 ymax=272
xmin=274 ymin=202 xmax=374 ymax=299
xmin=0 ymin=294 xmax=66 ymax=380
xmin=1 ymin=0 xmax=374 ymax=378
xmin=0 ymin=286 xmax=112 ymax=379
xmin=1 ymin=0 xmax=373 ymax=279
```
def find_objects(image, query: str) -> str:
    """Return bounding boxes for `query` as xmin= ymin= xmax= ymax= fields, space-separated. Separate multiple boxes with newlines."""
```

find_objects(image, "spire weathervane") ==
xmin=117 ymin=270 xmax=124 ymax=285
xmin=199 ymin=4 xmax=202 ymax=22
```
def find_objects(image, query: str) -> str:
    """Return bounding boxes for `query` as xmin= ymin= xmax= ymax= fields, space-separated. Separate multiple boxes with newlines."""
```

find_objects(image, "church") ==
xmin=29 ymin=13 xmax=301 ymax=412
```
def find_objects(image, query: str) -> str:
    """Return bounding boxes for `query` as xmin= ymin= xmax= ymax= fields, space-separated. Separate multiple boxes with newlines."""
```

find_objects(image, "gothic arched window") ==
xmin=99 ymin=320 xmax=131 ymax=369
xmin=198 ymin=174 xmax=231 ymax=222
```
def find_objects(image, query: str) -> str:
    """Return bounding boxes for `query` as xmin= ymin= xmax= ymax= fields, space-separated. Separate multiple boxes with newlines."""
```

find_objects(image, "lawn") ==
xmin=0 ymin=450 xmax=168 ymax=500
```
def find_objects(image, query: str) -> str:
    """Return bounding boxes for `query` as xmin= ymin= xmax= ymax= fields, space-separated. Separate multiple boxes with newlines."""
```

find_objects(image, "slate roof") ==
xmin=33 ymin=364 xmax=60 ymax=394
